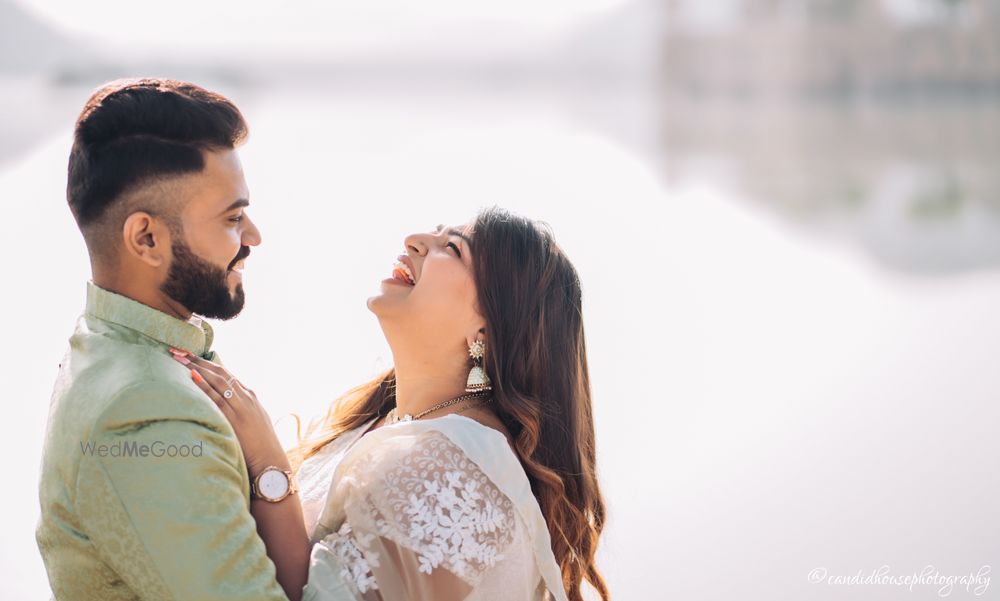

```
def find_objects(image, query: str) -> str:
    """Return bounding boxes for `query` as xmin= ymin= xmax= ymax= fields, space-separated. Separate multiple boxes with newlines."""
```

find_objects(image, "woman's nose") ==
xmin=404 ymin=232 xmax=429 ymax=256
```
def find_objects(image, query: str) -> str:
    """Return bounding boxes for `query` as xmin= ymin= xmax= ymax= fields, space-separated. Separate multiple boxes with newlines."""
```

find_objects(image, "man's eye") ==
xmin=447 ymin=242 xmax=462 ymax=257
xmin=229 ymin=215 xmax=244 ymax=223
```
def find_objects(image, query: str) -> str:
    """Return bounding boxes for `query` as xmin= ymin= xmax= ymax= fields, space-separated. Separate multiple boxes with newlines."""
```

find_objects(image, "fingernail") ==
xmin=171 ymin=354 xmax=191 ymax=366
xmin=191 ymin=369 xmax=204 ymax=384
xmin=169 ymin=347 xmax=189 ymax=357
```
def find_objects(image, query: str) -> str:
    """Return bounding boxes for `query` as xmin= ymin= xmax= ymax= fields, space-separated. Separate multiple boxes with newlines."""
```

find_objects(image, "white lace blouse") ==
xmin=296 ymin=414 xmax=568 ymax=601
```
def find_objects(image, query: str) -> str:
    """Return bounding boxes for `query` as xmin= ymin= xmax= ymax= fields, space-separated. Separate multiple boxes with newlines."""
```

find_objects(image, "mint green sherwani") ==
xmin=36 ymin=282 xmax=289 ymax=601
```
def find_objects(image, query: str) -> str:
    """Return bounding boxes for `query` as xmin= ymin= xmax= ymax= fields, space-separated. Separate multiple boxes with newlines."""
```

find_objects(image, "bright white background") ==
xmin=2 ymin=1 xmax=999 ymax=599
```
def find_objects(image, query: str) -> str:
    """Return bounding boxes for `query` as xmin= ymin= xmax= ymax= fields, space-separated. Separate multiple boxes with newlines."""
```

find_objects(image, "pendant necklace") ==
xmin=385 ymin=391 xmax=491 ymax=425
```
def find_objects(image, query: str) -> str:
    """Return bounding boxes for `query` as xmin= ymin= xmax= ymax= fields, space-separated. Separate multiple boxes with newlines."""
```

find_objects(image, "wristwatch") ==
xmin=250 ymin=466 xmax=298 ymax=503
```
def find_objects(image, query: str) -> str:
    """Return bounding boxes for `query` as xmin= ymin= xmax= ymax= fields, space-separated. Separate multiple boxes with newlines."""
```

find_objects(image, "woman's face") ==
xmin=368 ymin=223 xmax=484 ymax=350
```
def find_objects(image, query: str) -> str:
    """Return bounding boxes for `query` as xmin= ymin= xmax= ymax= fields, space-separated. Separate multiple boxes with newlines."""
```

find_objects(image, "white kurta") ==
xmin=296 ymin=414 xmax=568 ymax=601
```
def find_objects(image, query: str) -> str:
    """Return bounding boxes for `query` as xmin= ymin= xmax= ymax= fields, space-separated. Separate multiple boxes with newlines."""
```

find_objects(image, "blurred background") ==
xmin=2 ymin=0 xmax=999 ymax=599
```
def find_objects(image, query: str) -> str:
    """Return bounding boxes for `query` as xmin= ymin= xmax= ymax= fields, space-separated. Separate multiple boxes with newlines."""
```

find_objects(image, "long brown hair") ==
xmin=291 ymin=207 xmax=609 ymax=600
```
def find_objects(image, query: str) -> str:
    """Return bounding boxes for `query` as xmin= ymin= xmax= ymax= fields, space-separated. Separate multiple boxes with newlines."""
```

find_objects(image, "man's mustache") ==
xmin=228 ymin=246 xmax=251 ymax=270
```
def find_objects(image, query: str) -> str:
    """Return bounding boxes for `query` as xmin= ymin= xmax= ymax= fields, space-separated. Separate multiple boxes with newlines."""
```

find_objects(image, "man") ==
xmin=36 ymin=78 xmax=293 ymax=600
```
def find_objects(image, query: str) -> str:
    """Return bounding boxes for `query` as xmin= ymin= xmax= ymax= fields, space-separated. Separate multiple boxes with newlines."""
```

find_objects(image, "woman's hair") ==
xmin=291 ymin=207 xmax=609 ymax=600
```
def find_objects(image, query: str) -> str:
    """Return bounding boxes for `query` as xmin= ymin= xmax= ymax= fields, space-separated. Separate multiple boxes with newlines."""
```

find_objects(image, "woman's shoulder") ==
xmin=320 ymin=414 xmax=570 ymax=601
xmin=334 ymin=414 xmax=535 ymax=533
xmin=344 ymin=414 xmax=519 ymax=482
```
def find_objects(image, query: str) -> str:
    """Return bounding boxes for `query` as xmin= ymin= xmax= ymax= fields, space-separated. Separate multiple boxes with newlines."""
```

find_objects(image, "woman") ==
xmin=170 ymin=207 xmax=609 ymax=601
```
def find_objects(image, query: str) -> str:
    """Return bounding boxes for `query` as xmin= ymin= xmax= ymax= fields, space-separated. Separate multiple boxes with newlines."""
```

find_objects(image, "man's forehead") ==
xmin=203 ymin=146 xmax=244 ymax=172
xmin=185 ymin=149 xmax=249 ymax=211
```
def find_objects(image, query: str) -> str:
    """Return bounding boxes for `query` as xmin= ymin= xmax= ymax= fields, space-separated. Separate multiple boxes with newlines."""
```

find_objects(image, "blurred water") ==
xmin=3 ymin=72 xmax=1000 ymax=601
xmin=659 ymin=99 xmax=1000 ymax=274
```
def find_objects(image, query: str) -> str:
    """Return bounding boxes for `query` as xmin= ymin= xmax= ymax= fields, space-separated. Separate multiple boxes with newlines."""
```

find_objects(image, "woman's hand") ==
xmin=168 ymin=348 xmax=311 ymax=601
xmin=169 ymin=348 xmax=289 ymax=476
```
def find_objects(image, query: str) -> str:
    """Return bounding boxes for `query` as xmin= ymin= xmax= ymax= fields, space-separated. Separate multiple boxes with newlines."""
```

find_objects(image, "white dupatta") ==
xmin=302 ymin=414 xmax=568 ymax=601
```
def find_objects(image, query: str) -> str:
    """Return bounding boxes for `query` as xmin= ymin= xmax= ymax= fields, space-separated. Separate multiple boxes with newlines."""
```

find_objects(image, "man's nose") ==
xmin=242 ymin=215 xmax=262 ymax=247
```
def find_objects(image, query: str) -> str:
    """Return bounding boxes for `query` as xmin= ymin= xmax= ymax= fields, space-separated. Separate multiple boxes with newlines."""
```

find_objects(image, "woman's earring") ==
xmin=466 ymin=339 xmax=492 ymax=393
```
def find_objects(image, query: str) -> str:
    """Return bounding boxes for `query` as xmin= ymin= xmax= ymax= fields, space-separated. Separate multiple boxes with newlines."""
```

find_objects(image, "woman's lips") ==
xmin=391 ymin=257 xmax=416 ymax=285
xmin=399 ymin=255 xmax=418 ymax=279
xmin=391 ymin=265 xmax=415 ymax=286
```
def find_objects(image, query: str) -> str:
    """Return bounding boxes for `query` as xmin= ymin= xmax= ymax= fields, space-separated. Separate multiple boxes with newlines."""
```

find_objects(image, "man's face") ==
xmin=160 ymin=148 xmax=261 ymax=319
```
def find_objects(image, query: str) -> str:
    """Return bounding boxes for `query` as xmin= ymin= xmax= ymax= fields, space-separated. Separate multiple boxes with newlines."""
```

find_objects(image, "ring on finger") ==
xmin=223 ymin=388 xmax=234 ymax=399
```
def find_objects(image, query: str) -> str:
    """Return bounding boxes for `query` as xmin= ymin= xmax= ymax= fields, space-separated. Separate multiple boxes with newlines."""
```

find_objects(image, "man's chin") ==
xmin=191 ymin=286 xmax=246 ymax=321
xmin=215 ymin=288 xmax=246 ymax=320
xmin=161 ymin=236 xmax=248 ymax=320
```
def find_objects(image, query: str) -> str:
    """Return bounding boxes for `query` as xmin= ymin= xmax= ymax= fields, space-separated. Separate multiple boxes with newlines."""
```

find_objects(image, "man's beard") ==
xmin=161 ymin=236 xmax=248 ymax=320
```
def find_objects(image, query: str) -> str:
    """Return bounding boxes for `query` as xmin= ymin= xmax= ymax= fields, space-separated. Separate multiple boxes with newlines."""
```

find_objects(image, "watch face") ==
xmin=258 ymin=469 xmax=289 ymax=500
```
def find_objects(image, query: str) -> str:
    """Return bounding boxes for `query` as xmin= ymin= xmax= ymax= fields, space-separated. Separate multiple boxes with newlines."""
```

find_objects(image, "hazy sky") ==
xmin=13 ymin=0 xmax=630 ymax=57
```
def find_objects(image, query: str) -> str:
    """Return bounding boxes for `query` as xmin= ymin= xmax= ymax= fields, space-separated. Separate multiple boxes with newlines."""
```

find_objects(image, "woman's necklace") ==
xmin=385 ymin=391 xmax=492 ymax=425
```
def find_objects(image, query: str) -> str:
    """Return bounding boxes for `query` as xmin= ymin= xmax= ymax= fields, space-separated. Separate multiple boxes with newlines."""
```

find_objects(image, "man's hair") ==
xmin=67 ymin=78 xmax=248 ymax=258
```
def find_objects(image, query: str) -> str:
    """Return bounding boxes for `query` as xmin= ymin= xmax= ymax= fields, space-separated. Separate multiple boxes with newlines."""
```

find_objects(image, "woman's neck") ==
xmin=391 ymin=354 xmax=469 ymax=418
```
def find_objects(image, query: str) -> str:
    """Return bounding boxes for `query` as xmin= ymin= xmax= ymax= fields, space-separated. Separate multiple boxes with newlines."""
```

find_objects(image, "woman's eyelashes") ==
xmin=228 ymin=213 xmax=244 ymax=224
xmin=447 ymin=241 xmax=462 ymax=258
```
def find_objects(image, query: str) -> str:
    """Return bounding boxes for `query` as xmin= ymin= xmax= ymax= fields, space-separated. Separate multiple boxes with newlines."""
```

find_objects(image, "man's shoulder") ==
xmin=102 ymin=363 xmax=225 ymax=430
xmin=63 ymin=330 xmax=225 ymax=433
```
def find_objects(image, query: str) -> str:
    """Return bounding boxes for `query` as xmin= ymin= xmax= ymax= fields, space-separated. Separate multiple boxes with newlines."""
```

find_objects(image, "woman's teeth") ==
xmin=393 ymin=261 xmax=415 ymax=285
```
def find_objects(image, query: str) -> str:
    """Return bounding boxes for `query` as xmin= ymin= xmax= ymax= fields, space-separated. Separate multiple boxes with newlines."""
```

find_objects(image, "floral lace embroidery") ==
xmin=398 ymin=467 xmax=511 ymax=575
xmin=353 ymin=431 xmax=517 ymax=584
xmin=328 ymin=522 xmax=380 ymax=593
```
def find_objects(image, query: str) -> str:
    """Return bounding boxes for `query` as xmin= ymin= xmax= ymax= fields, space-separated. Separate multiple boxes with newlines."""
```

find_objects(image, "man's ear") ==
xmin=121 ymin=212 xmax=170 ymax=268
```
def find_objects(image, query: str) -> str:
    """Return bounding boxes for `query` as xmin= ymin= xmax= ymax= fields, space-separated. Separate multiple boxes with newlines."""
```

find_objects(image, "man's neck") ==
xmin=92 ymin=274 xmax=194 ymax=321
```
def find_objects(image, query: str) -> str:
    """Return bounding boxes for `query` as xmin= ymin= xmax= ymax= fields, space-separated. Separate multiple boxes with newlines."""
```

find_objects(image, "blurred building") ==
xmin=662 ymin=0 xmax=1000 ymax=102
xmin=658 ymin=0 xmax=1000 ymax=274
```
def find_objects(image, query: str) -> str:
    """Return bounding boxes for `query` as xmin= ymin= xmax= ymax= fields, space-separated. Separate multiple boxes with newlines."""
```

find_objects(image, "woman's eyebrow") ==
xmin=435 ymin=224 xmax=472 ymax=244
xmin=447 ymin=228 xmax=472 ymax=244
